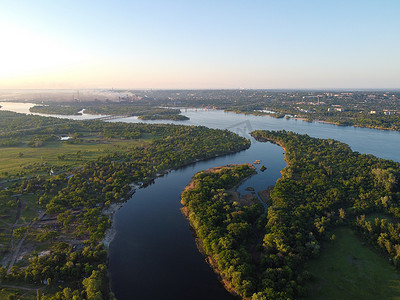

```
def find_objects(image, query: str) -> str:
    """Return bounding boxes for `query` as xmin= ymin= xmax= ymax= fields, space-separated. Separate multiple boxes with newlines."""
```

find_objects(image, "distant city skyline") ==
xmin=1 ymin=0 xmax=399 ymax=89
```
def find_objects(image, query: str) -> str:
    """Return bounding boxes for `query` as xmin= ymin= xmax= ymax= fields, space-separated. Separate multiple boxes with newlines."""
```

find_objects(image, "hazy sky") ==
xmin=0 ymin=0 xmax=399 ymax=89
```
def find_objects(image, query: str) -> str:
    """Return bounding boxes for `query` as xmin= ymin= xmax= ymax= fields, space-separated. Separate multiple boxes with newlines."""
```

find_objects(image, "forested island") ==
xmin=29 ymin=105 xmax=83 ymax=116
xmin=0 ymin=111 xmax=249 ymax=299
xmin=182 ymin=130 xmax=400 ymax=299
xmin=181 ymin=164 xmax=263 ymax=298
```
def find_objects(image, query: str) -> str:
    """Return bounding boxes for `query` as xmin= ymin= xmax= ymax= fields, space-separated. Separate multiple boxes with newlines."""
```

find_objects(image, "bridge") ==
xmin=93 ymin=115 xmax=132 ymax=121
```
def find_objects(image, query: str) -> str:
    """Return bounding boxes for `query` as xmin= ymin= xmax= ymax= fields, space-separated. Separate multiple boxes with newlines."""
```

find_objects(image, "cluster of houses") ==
xmin=370 ymin=110 xmax=398 ymax=115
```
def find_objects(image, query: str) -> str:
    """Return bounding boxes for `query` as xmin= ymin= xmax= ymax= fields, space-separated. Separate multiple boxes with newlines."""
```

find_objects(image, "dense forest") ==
xmin=0 ymin=111 xmax=250 ymax=299
xmin=182 ymin=130 xmax=400 ymax=299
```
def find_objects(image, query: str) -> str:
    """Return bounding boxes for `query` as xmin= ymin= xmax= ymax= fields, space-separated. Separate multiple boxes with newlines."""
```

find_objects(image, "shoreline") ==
xmin=101 ymin=203 xmax=123 ymax=249
xmin=290 ymin=116 xmax=399 ymax=132
xmin=250 ymin=134 xmax=288 ymax=165
xmin=102 ymin=146 xmax=251 ymax=251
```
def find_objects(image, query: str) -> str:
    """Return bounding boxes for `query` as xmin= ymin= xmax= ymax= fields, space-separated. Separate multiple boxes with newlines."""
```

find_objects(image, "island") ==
xmin=30 ymin=105 xmax=83 ymax=115
xmin=181 ymin=164 xmax=262 ymax=298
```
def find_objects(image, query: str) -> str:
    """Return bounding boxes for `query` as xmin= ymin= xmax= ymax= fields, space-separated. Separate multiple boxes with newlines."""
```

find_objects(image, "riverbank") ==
xmin=249 ymin=133 xmax=289 ymax=169
xmin=289 ymin=116 xmax=399 ymax=132
xmin=257 ymin=186 xmax=274 ymax=205
xmin=291 ymin=116 xmax=338 ymax=126
xmin=102 ymin=203 xmax=123 ymax=249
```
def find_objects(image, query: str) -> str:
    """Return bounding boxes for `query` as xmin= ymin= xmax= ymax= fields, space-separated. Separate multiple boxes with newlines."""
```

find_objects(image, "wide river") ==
xmin=2 ymin=103 xmax=400 ymax=299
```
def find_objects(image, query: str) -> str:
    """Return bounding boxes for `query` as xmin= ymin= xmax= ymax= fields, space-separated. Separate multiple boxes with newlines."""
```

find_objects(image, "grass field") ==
xmin=365 ymin=212 xmax=396 ymax=223
xmin=0 ymin=285 xmax=41 ymax=300
xmin=305 ymin=227 xmax=400 ymax=300
xmin=0 ymin=136 xmax=150 ymax=179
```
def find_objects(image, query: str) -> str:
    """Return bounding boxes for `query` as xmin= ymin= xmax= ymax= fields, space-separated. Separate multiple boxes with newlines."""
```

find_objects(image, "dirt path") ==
xmin=0 ymin=284 xmax=45 ymax=291
xmin=7 ymin=231 xmax=28 ymax=273
xmin=9 ymin=199 xmax=23 ymax=254
xmin=6 ymin=211 xmax=46 ymax=273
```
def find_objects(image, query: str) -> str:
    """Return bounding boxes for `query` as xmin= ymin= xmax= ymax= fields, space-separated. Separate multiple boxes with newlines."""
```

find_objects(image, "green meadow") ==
xmin=0 ymin=135 xmax=150 ymax=179
xmin=305 ymin=227 xmax=400 ymax=300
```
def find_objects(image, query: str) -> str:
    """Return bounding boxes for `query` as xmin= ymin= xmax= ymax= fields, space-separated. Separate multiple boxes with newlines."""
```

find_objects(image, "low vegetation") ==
xmin=305 ymin=227 xmax=400 ymax=300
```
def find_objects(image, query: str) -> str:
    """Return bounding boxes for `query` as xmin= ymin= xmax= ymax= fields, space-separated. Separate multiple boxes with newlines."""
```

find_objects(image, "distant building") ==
xmin=328 ymin=107 xmax=345 ymax=112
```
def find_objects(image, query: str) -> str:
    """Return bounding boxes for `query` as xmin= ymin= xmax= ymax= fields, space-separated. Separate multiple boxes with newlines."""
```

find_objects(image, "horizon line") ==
xmin=1 ymin=88 xmax=400 ymax=92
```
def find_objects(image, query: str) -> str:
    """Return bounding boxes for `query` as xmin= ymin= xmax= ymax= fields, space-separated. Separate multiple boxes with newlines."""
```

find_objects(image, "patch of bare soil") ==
xmin=239 ymin=193 xmax=258 ymax=206
xmin=258 ymin=187 xmax=274 ymax=205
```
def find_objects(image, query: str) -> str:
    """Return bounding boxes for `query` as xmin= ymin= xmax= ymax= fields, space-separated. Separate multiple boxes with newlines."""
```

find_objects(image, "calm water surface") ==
xmin=2 ymin=103 xmax=400 ymax=299
xmin=0 ymin=101 xmax=107 ymax=120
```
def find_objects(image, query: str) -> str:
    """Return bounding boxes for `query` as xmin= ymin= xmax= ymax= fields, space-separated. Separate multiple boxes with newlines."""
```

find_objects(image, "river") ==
xmin=2 ymin=103 xmax=400 ymax=299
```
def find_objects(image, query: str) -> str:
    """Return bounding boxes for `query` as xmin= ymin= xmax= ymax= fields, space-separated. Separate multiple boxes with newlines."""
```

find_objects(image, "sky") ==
xmin=0 ymin=0 xmax=399 ymax=89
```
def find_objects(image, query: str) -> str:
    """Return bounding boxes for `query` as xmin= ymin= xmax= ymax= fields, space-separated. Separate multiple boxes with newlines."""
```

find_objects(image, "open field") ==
xmin=305 ymin=227 xmax=400 ymax=300
xmin=0 ymin=135 xmax=150 ymax=179
xmin=365 ymin=212 xmax=396 ymax=223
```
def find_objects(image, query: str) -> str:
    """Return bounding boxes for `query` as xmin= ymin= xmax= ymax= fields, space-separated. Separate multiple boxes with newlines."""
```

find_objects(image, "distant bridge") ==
xmin=93 ymin=115 xmax=132 ymax=121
